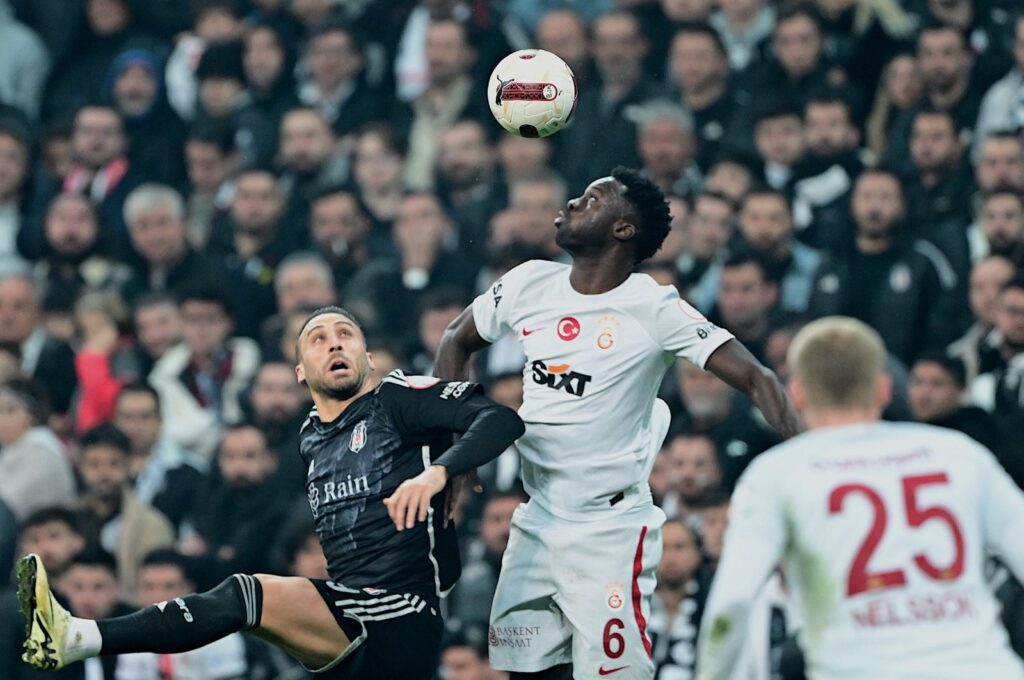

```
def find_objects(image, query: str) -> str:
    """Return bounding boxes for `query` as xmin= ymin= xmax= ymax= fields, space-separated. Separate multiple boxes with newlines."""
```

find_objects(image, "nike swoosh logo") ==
xmin=599 ymin=666 xmax=629 ymax=676
xmin=522 ymin=328 xmax=541 ymax=336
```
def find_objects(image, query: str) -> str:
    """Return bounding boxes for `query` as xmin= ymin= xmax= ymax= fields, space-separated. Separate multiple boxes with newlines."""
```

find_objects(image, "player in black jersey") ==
xmin=18 ymin=306 xmax=525 ymax=679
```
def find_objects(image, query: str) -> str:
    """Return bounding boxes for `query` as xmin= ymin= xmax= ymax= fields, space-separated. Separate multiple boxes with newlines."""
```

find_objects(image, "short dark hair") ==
xmin=80 ymin=424 xmax=132 ymax=456
xmin=0 ymin=378 xmax=50 ymax=426
xmin=741 ymin=185 xmax=791 ymax=211
xmin=672 ymin=22 xmax=728 ymax=59
xmin=309 ymin=184 xmax=369 ymax=217
xmin=294 ymin=305 xmax=364 ymax=361
xmin=140 ymin=548 xmax=194 ymax=582
xmin=752 ymin=97 xmax=803 ymax=127
xmin=1001 ymin=274 xmax=1024 ymax=296
xmin=178 ymin=283 xmax=233 ymax=319
xmin=356 ymin=122 xmax=408 ymax=158
xmin=805 ymin=89 xmax=853 ymax=122
xmin=66 ymin=548 xmax=118 ymax=578
xmin=981 ymin=185 xmax=1024 ymax=206
xmin=911 ymin=108 xmax=956 ymax=134
xmin=776 ymin=4 xmax=824 ymax=34
xmin=918 ymin=22 xmax=967 ymax=49
xmin=418 ymin=287 xmax=467 ymax=317
xmin=186 ymin=120 xmax=235 ymax=155
xmin=20 ymin=507 xmax=80 ymax=535
xmin=855 ymin=166 xmax=904 ymax=191
xmin=723 ymin=251 xmax=781 ymax=286
xmin=611 ymin=166 xmax=673 ymax=264
xmin=133 ymin=291 xmax=179 ymax=314
xmin=308 ymin=18 xmax=365 ymax=55
xmin=912 ymin=351 xmax=966 ymax=388
xmin=115 ymin=382 xmax=161 ymax=410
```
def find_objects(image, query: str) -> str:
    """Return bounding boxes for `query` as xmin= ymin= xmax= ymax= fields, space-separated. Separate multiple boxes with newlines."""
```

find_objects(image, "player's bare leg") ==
xmin=511 ymin=664 xmax=573 ymax=680
xmin=19 ymin=554 xmax=350 ymax=672
xmin=248 ymin=574 xmax=351 ymax=669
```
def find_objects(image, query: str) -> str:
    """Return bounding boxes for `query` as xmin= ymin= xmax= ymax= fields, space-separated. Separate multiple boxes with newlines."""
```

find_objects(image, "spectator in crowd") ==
xmin=1 ymin=118 xmax=49 ymax=262
xmin=535 ymin=8 xmax=593 ymax=90
xmin=404 ymin=19 xmax=488 ymax=189
xmin=106 ymin=49 xmax=187 ymax=186
xmin=241 ymin=19 xmax=299 ymax=130
xmin=792 ymin=90 xmax=864 ymax=252
xmin=120 ymin=184 xmax=231 ymax=307
xmin=129 ymin=292 xmax=182 ymax=379
xmin=351 ymin=123 xmax=406 ymax=235
xmin=345 ymin=191 xmax=476 ymax=343
xmin=973 ymin=14 xmax=1024 ymax=155
xmin=752 ymin=97 xmax=805 ymax=191
xmin=280 ymin=522 xmax=328 ymax=580
xmin=635 ymin=101 xmax=702 ymax=197
xmin=711 ymin=253 xmax=779 ymax=363
xmin=451 ymin=491 xmax=524 ymax=647
xmin=72 ymin=291 xmax=141 ymax=433
xmin=148 ymin=285 xmax=260 ymax=458
xmin=245 ymin=361 xmax=310 ymax=490
xmin=976 ymin=187 xmax=1024 ymax=267
xmin=504 ymin=171 xmax=567 ymax=260
xmin=26 ymin=192 xmax=132 ymax=305
xmin=277 ymin=106 xmax=348 ymax=229
xmin=669 ymin=361 xmax=779 ymax=488
xmin=439 ymin=634 xmax=492 ymax=680
xmin=679 ymin=189 xmax=736 ymax=312
xmin=809 ymin=167 xmax=967 ymax=365
xmin=75 ymin=424 xmax=173 ymax=601
xmin=17 ymin=508 xmax=86 ymax=580
xmin=0 ymin=376 xmax=67 ymax=519
xmin=904 ymin=109 xmax=973 ymax=275
xmin=746 ymin=5 xmax=834 ymax=112
xmin=0 ymin=0 xmax=49 ymax=119
xmin=949 ymin=255 xmax=1016 ymax=385
xmin=970 ymin=275 xmax=1024 ymax=448
xmin=63 ymin=104 xmax=147 ymax=260
xmin=411 ymin=288 xmax=466 ymax=375
xmin=437 ymin=118 xmax=503 ymax=258
xmin=186 ymin=424 xmax=291 ymax=586
xmin=710 ymin=0 xmax=775 ymax=73
xmin=496 ymin=134 xmax=553 ymax=187
xmin=299 ymin=20 xmax=385 ymax=138
xmin=262 ymin=251 xmax=338 ymax=355
xmin=669 ymin=22 xmax=747 ymax=171
xmin=663 ymin=433 xmax=724 ymax=517
xmin=649 ymin=518 xmax=705 ymax=679
xmin=973 ymin=132 xmax=1024 ymax=194
xmin=0 ymin=268 xmax=77 ymax=416
xmin=703 ymin=151 xmax=757 ymax=204
xmin=307 ymin=186 xmax=375 ymax=294
xmin=52 ymin=549 xmax=133 ymax=678
xmin=692 ymin=489 xmax=730 ymax=571
xmin=909 ymin=351 xmax=1003 ymax=455
xmin=113 ymin=383 xmax=204 ymax=533
xmin=737 ymin=187 xmax=822 ymax=313
xmin=556 ymin=10 xmax=662 ymax=192
xmin=866 ymin=53 xmax=924 ymax=159
xmin=182 ymin=123 xmax=237 ymax=250
xmin=115 ymin=549 xmax=248 ymax=680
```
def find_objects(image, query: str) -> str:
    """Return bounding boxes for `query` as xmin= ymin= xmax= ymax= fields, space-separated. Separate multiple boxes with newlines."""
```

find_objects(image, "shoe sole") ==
xmin=17 ymin=555 xmax=59 ymax=670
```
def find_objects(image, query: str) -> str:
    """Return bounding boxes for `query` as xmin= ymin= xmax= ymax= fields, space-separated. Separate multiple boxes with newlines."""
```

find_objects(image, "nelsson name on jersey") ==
xmin=472 ymin=260 xmax=733 ymax=519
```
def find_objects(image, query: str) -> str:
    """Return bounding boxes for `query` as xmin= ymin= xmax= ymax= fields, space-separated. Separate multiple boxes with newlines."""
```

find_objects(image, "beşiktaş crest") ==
xmin=350 ymin=420 xmax=367 ymax=452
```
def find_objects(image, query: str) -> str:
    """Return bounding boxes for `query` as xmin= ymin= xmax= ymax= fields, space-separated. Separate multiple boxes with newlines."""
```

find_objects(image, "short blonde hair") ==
xmin=787 ymin=317 xmax=886 ymax=409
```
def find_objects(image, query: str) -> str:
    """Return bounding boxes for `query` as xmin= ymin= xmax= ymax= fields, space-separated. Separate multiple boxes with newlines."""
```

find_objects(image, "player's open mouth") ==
xmin=554 ymin=211 xmax=565 ymax=227
xmin=326 ymin=357 xmax=351 ymax=375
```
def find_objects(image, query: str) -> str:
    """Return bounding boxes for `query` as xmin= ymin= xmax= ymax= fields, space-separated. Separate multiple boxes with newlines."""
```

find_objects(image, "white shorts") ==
xmin=488 ymin=498 xmax=666 ymax=679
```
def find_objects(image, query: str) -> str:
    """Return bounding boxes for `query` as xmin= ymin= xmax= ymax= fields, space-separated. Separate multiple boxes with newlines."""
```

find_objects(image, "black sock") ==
xmin=96 ymin=574 xmax=263 ymax=655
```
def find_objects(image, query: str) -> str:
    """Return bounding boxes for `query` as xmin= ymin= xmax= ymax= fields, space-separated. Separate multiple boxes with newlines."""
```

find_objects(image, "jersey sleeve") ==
xmin=471 ymin=261 xmax=535 ymax=342
xmin=697 ymin=454 xmax=787 ymax=680
xmin=378 ymin=372 xmax=525 ymax=476
xmin=654 ymin=288 xmax=734 ymax=368
xmin=977 ymin=441 xmax=1024 ymax=581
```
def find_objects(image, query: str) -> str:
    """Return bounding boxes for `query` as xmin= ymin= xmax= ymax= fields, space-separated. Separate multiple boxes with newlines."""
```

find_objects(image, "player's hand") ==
xmin=383 ymin=465 xmax=449 ymax=531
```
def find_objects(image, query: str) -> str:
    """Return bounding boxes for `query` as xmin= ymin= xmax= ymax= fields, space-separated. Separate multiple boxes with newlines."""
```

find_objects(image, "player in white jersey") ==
xmin=436 ymin=167 xmax=801 ymax=680
xmin=697 ymin=317 xmax=1024 ymax=680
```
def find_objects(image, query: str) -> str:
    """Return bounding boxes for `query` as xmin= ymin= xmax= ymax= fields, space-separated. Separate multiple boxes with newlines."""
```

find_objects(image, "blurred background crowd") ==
xmin=0 ymin=0 xmax=1020 ymax=677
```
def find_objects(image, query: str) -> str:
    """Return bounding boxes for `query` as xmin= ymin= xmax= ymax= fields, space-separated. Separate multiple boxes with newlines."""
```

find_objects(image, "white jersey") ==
xmin=472 ymin=260 xmax=733 ymax=520
xmin=698 ymin=421 xmax=1024 ymax=680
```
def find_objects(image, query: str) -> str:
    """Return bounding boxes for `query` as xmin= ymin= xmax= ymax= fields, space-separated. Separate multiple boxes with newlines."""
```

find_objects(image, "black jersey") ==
xmin=299 ymin=370 xmax=508 ymax=600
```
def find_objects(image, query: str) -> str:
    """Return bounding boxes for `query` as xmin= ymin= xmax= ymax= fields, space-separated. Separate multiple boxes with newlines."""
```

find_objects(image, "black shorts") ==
xmin=309 ymin=579 xmax=443 ymax=679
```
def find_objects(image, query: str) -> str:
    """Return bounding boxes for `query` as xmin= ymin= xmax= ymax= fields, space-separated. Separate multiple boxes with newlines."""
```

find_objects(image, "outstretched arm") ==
xmin=433 ymin=305 xmax=491 ymax=381
xmin=705 ymin=340 xmax=802 ymax=439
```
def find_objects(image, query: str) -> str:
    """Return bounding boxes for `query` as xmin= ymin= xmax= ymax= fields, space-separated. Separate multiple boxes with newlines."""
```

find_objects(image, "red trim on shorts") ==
xmin=631 ymin=525 xmax=652 ymax=658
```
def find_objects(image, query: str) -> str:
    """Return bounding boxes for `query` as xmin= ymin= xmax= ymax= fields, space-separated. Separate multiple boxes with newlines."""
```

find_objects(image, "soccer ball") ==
xmin=487 ymin=49 xmax=577 ymax=139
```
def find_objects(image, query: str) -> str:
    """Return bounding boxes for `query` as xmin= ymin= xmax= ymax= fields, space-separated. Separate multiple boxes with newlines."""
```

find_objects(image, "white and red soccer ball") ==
xmin=487 ymin=49 xmax=577 ymax=138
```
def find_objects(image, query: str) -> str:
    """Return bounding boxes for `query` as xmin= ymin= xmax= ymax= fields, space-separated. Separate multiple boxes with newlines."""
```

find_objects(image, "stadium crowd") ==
xmin=0 ymin=0 xmax=1021 ymax=677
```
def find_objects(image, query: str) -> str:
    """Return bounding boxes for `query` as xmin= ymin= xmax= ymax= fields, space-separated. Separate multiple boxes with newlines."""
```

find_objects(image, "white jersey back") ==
xmin=472 ymin=260 xmax=733 ymax=520
xmin=712 ymin=421 xmax=1024 ymax=679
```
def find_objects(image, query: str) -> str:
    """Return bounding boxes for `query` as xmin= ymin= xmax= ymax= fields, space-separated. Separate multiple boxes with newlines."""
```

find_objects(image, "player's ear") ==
xmin=295 ymin=363 xmax=306 ymax=384
xmin=787 ymin=377 xmax=806 ymax=412
xmin=612 ymin=218 xmax=637 ymax=243
xmin=365 ymin=352 xmax=375 ymax=372
xmin=875 ymin=371 xmax=893 ymax=412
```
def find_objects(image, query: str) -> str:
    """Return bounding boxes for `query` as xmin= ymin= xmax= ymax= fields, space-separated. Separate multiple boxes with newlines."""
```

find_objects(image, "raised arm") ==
xmin=434 ymin=305 xmax=492 ymax=381
xmin=705 ymin=340 xmax=803 ymax=439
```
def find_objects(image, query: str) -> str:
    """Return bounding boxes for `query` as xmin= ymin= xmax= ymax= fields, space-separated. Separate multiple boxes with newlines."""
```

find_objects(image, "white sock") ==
xmin=63 ymin=618 xmax=102 ymax=663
